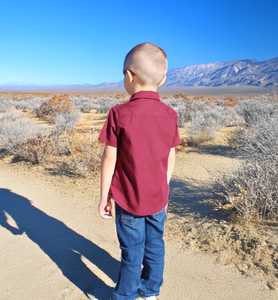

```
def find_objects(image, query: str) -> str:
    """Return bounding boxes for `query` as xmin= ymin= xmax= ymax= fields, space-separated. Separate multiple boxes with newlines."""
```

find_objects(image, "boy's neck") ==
xmin=132 ymin=83 xmax=158 ymax=94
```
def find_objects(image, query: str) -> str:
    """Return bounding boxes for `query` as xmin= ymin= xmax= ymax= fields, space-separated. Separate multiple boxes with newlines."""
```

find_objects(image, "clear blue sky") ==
xmin=1 ymin=0 xmax=277 ymax=85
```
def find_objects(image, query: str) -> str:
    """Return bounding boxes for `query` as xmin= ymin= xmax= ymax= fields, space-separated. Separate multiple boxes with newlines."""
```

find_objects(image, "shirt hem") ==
xmin=112 ymin=197 xmax=168 ymax=217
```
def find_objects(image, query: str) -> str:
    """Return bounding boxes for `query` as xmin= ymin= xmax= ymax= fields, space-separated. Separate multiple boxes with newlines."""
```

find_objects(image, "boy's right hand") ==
xmin=98 ymin=196 xmax=113 ymax=219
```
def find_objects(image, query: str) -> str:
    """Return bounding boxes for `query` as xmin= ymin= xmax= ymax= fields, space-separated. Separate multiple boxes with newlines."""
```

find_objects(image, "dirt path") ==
xmin=1 ymin=149 xmax=277 ymax=300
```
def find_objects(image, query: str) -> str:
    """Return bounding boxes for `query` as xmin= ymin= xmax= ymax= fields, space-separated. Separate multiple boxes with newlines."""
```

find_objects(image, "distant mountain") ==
xmin=0 ymin=81 xmax=124 ymax=91
xmin=1 ymin=57 xmax=277 ymax=91
xmin=165 ymin=57 xmax=278 ymax=87
xmin=93 ymin=81 xmax=123 ymax=89
xmin=0 ymin=83 xmax=46 ymax=90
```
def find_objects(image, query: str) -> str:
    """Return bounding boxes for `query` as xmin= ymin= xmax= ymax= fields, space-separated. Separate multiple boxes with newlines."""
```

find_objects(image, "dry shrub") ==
xmin=38 ymin=94 xmax=76 ymax=117
xmin=162 ymin=95 xmax=239 ymax=130
xmin=209 ymin=159 xmax=278 ymax=221
xmin=115 ymin=93 xmax=129 ymax=101
xmin=37 ymin=95 xmax=80 ymax=133
xmin=0 ymin=109 xmax=60 ymax=163
xmin=0 ymin=111 xmax=47 ymax=153
xmin=20 ymin=135 xmax=59 ymax=163
xmin=53 ymin=111 xmax=81 ymax=133
xmin=186 ymin=105 xmax=238 ymax=145
xmin=63 ymin=128 xmax=104 ymax=176
xmin=192 ymin=95 xmax=205 ymax=101
xmin=224 ymin=99 xmax=237 ymax=107
xmin=227 ymin=126 xmax=247 ymax=149
xmin=0 ymin=93 xmax=52 ymax=114
xmin=0 ymin=102 xmax=102 ymax=171
xmin=235 ymin=99 xmax=278 ymax=126
xmin=173 ymin=94 xmax=188 ymax=100
xmin=0 ymin=106 xmax=22 ymax=121
xmin=72 ymin=95 xmax=121 ymax=113
xmin=211 ymin=100 xmax=278 ymax=221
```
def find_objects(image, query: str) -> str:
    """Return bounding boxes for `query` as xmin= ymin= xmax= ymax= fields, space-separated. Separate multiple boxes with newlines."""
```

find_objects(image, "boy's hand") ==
xmin=99 ymin=196 xmax=113 ymax=219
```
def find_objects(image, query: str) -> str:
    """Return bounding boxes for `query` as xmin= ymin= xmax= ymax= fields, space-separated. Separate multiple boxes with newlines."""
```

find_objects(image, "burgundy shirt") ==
xmin=99 ymin=90 xmax=180 ymax=216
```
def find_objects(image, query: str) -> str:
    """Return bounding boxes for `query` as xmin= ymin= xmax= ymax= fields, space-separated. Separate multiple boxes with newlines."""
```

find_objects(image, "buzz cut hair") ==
xmin=124 ymin=42 xmax=168 ymax=86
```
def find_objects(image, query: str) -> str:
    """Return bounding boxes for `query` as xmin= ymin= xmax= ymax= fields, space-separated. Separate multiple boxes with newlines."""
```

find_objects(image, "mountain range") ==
xmin=92 ymin=56 xmax=278 ymax=89
xmin=1 ymin=57 xmax=277 ymax=91
xmin=165 ymin=57 xmax=278 ymax=87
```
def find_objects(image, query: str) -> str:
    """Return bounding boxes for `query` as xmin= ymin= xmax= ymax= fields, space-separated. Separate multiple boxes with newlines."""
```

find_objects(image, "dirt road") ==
xmin=0 ymin=150 xmax=277 ymax=300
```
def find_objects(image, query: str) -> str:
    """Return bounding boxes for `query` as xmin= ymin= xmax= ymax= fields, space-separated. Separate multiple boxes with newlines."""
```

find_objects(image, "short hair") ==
xmin=124 ymin=43 xmax=168 ymax=86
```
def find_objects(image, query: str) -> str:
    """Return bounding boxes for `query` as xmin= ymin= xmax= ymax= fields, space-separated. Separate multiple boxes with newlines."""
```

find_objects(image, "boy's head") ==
xmin=123 ymin=43 xmax=168 ymax=94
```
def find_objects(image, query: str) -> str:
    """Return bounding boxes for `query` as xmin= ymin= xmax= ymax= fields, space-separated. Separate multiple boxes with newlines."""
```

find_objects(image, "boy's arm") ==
xmin=167 ymin=147 xmax=176 ymax=185
xmin=99 ymin=144 xmax=117 ymax=219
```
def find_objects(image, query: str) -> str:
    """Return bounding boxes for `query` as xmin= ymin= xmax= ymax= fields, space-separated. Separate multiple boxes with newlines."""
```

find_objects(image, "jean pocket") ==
xmin=152 ymin=208 xmax=166 ymax=221
xmin=121 ymin=209 xmax=140 ymax=227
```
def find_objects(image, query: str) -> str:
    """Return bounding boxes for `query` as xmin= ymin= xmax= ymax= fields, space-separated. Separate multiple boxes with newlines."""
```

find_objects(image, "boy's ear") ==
xmin=126 ymin=70 xmax=135 ymax=83
xmin=158 ymin=75 xmax=166 ymax=87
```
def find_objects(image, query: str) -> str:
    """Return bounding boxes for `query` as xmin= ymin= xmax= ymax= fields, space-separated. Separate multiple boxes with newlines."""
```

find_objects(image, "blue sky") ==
xmin=1 ymin=0 xmax=277 ymax=85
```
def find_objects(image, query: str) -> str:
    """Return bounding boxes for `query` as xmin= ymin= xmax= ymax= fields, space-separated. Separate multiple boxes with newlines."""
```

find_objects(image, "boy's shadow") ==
xmin=0 ymin=188 xmax=119 ymax=299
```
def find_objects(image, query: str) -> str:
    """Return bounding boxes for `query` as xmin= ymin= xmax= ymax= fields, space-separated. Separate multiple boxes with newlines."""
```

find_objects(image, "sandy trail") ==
xmin=0 ymin=151 xmax=277 ymax=300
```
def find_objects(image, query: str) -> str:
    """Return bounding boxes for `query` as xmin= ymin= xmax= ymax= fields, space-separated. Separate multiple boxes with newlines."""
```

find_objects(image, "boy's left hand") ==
xmin=99 ymin=196 xmax=113 ymax=219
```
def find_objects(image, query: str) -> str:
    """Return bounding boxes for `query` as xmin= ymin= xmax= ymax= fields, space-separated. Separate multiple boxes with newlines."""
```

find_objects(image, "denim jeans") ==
xmin=113 ymin=203 xmax=166 ymax=300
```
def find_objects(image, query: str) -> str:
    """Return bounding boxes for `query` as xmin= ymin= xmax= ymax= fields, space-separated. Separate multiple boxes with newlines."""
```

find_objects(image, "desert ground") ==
xmin=1 ymin=98 xmax=278 ymax=299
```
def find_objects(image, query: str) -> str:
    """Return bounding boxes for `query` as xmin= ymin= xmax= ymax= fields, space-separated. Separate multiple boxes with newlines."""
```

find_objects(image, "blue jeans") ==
xmin=113 ymin=203 xmax=166 ymax=300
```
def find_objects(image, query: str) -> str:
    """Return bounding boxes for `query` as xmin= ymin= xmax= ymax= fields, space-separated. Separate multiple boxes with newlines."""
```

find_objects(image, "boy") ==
xmin=99 ymin=42 xmax=180 ymax=300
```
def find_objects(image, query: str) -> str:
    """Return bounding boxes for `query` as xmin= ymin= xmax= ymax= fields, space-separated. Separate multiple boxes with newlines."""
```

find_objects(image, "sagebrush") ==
xmin=0 ymin=109 xmax=57 ymax=163
xmin=212 ymin=99 xmax=278 ymax=221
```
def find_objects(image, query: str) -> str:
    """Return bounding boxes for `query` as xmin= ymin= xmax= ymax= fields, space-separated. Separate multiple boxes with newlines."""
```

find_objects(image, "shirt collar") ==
xmin=129 ymin=90 xmax=160 ymax=102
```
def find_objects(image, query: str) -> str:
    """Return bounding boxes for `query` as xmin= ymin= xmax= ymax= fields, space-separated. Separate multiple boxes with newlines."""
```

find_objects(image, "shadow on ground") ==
xmin=45 ymin=161 xmax=78 ymax=177
xmin=187 ymin=145 xmax=241 ymax=159
xmin=0 ymin=149 xmax=8 ymax=159
xmin=0 ymin=189 xmax=119 ymax=299
xmin=168 ymin=178 xmax=228 ymax=221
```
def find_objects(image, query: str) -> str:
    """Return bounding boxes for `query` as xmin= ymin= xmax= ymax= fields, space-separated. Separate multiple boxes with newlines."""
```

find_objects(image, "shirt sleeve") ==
xmin=171 ymin=114 xmax=181 ymax=147
xmin=99 ymin=108 xmax=118 ymax=148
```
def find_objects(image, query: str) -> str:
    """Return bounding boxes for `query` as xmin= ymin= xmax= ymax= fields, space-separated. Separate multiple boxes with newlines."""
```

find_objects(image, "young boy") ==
xmin=98 ymin=42 xmax=180 ymax=300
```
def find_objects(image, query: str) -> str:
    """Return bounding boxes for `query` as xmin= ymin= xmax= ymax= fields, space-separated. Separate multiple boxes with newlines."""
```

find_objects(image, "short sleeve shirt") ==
xmin=99 ymin=90 xmax=180 ymax=216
